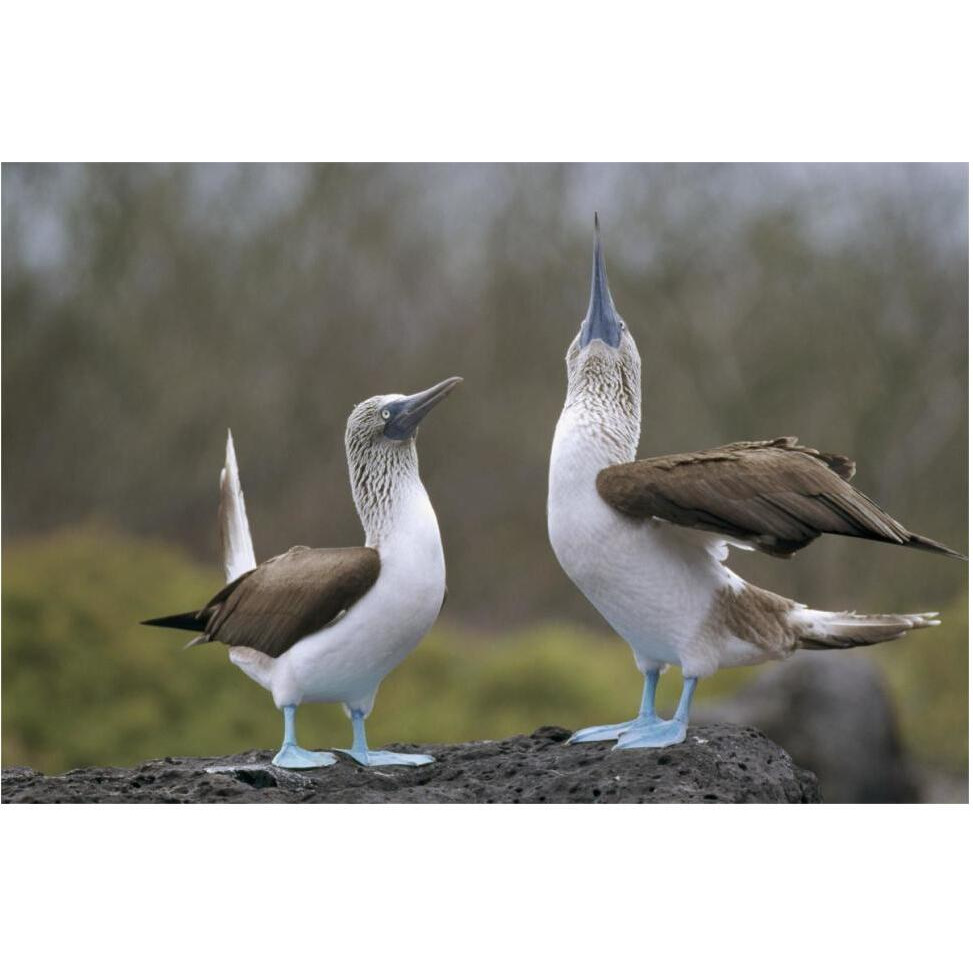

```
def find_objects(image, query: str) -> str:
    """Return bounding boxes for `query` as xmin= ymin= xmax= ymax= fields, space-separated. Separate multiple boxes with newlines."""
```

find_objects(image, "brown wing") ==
xmin=596 ymin=437 xmax=963 ymax=559
xmin=198 ymin=545 xmax=381 ymax=658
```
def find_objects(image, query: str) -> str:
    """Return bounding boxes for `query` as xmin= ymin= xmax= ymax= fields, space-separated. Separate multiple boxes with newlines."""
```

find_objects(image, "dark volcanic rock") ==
xmin=1 ymin=723 xmax=820 ymax=804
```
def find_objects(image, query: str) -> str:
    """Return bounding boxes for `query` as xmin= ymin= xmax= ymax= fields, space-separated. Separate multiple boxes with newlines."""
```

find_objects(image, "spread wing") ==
xmin=198 ymin=545 xmax=381 ymax=657
xmin=596 ymin=437 xmax=963 ymax=559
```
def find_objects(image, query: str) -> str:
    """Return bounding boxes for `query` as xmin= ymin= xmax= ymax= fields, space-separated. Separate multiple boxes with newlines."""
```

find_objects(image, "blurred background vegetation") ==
xmin=2 ymin=164 xmax=967 ymax=794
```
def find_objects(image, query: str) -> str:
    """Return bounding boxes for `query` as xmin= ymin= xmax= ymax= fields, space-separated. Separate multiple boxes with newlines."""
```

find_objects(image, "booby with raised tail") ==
xmin=547 ymin=217 xmax=965 ymax=750
xmin=143 ymin=377 xmax=462 ymax=768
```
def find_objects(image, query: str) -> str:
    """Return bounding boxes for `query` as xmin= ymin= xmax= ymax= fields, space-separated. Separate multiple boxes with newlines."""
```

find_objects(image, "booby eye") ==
xmin=381 ymin=408 xmax=391 ymax=420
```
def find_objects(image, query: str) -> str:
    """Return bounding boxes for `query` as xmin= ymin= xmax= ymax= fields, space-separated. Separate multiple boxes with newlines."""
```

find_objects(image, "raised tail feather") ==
xmin=793 ymin=607 xmax=941 ymax=650
xmin=220 ymin=429 xmax=258 ymax=584
xmin=142 ymin=431 xmax=255 ymax=644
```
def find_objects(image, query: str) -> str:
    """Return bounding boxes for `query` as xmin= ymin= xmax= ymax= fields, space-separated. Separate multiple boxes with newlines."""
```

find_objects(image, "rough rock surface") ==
xmin=2 ymin=723 xmax=819 ymax=803
xmin=697 ymin=654 xmax=919 ymax=803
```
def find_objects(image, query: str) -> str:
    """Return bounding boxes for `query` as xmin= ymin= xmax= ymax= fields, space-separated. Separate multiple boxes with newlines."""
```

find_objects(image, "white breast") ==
xmin=269 ymin=482 xmax=446 ymax=710
xmin=548 ymin=408 xmax=730 ymax=674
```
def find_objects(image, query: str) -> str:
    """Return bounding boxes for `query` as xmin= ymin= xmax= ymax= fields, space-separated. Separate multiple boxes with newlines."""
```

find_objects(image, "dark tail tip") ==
xmin=140 ymin=611 xmax=205 ymax=632
xmin=908 ymin=533 xmax=967 ymax=561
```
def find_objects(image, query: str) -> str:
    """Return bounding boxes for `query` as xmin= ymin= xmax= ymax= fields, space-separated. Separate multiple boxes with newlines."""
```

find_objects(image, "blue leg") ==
xmin=338 ymin=710 xmax=434 ymax=767
xmin=569 ymin=670 xmax=663 ymax=744
xmin=615 ymin=676 xmax=697 ymax=749
xmin=272 ymin=705 xmax=336 ymax=768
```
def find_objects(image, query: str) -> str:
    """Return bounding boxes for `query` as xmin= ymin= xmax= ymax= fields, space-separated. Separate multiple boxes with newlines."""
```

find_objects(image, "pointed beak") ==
xmin=383 ymin=376 xmax=463 ymax=440
xmin=580 ymin=214 xmax=623 ymax=349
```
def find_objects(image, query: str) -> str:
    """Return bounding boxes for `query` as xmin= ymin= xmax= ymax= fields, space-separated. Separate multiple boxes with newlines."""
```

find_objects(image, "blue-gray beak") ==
xmin=384 ymin=376 xmax=463 ymax=441
xmin=580 ymin=213 xmax=623 ymax=349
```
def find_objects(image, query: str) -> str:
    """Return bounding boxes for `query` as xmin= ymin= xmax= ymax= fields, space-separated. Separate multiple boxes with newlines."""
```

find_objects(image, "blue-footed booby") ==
xmin=143 ymin=377 xmax=462 ymax=769
xmin=547 ymin=216 xmax=965 ymax=750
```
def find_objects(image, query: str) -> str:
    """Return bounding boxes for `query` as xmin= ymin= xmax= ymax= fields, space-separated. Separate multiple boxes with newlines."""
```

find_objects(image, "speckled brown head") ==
xmin=345 ymin=377 xmax=462 ymax=542
xmin=564 ymin=216 xmax=641 ymax=447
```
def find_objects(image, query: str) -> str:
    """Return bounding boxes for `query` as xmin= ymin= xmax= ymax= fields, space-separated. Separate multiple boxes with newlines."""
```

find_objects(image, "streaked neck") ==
xmin=555 ymin=392 xmax=640 ymax=474
xmin=348 ymin=442 xmax=427 ymax=548
xmin=560 ymin=345 xmax=642 ymax=471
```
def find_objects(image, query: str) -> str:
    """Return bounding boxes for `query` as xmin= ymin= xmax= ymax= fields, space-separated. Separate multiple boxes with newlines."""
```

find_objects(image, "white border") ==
xmin=1 ymin=1 xmax=970 ymax=161
xmin=2 ymin=1 xmax=970 ymax=967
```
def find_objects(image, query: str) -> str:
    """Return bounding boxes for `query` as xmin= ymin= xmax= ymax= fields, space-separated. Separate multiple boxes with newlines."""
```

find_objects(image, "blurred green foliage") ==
xmin=2 ymin=528 xmax=965 ymax=776
xmin=875 ymin=593 xmax=968 ymax=774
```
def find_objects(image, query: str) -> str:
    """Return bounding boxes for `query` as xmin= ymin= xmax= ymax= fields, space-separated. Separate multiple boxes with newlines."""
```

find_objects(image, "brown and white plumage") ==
xmin=548 ymin=217 xmax=964 ymax=748
xmin=597 ymin=436 xmax=964 ymax=560
xmin=193 ymin=545 xmax=381 ymax=658
xmin=142 ymin=544 xmax=380 ymax=657
xmin=143 ymin=378 xmax=461 ymax=768
xmin=145 ymin=383 xmax=460 ymax=701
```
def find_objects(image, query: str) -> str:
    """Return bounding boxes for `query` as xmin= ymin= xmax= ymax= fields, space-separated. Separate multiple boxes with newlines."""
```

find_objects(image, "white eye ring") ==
xmin=381 ymin=409 xmax=391 ymax=420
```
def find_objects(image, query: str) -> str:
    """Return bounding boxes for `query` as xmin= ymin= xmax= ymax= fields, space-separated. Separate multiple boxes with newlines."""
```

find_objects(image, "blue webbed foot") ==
xmin=272 ymin=743 xmax=337 ymax=769
xmin=341 ymin=707 xmax=433 ymax=768
xmin=569 ymin=671 xmax=664 ymax=743
xmin=338 ymin=748 xmax=434 ymax=768
xmin=569 ymin=714 xmax=662 ymax=744
xmin=613 ymin=675 xmax=698 ymax=750
xmin=614 ymin=717 xmax=688 ymax=750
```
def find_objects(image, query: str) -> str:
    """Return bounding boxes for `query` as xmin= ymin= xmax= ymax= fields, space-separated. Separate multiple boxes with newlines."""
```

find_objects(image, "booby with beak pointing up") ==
xmin=548 ymin=217 xmax=964 ymax=750
xmin=143 ymin=377 xmax=462 ymax=769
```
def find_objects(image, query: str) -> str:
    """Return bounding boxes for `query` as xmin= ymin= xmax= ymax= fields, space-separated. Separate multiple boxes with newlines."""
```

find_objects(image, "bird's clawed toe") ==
xmin=338 ymin=748 xmax=435 ymax=768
